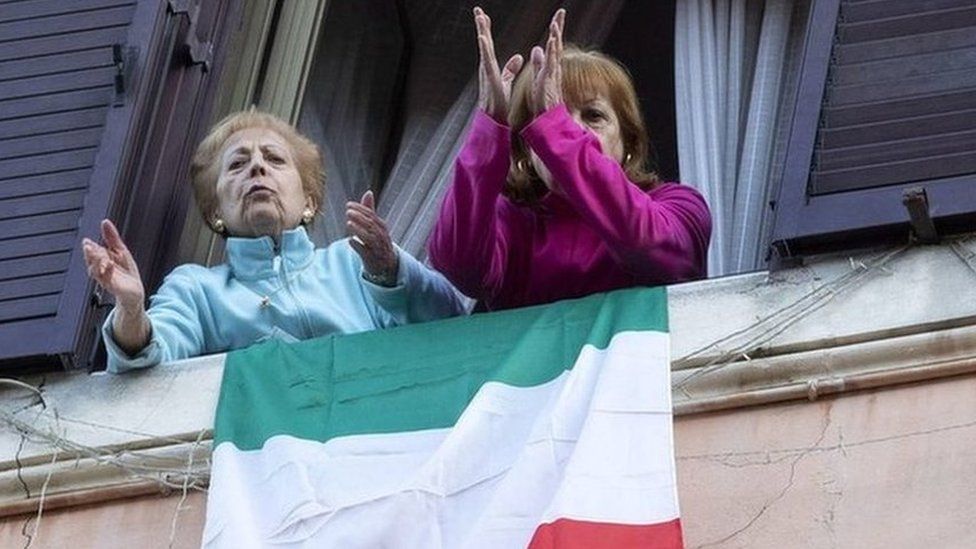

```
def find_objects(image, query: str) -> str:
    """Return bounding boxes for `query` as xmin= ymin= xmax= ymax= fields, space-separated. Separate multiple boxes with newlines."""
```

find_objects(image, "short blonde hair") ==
xmin=506 ymin=45 xmax=658 ymax=204
xmin=190 ymin=109 xmax=324 ymax=230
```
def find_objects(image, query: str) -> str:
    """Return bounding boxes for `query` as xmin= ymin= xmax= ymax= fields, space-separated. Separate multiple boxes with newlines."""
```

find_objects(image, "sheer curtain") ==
xmin=299 ymin=0 xmax=624 ymax=257
xmin=675 ymin=0 xmax=795 ymax=276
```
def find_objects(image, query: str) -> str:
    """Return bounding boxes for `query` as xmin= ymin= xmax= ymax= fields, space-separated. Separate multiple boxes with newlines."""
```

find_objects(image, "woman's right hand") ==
xmin=82 ymin=219 xmax=145 ymax=312
xmin=474 ymin=6 xmax=523 ymax=124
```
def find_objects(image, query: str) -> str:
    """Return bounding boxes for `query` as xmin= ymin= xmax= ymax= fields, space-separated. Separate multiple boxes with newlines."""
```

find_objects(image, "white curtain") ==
xmin=675 ymin=0 xmax=795 ymax=276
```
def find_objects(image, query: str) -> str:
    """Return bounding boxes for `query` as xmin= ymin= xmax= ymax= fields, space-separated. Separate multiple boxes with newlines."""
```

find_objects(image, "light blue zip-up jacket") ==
xmin=102 ymin=227 xmax=466 ymax=373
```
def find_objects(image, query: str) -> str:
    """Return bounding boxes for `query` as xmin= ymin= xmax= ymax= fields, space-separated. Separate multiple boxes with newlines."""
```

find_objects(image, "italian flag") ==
xmin=203 ymin=287 xmax=682 ymax=548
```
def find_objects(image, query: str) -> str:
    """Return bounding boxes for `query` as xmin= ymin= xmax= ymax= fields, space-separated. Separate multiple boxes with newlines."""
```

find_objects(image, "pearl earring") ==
xmin=212 ymin=218 xmax=226 ymax=234
xmin=301 ymin=208 xmax=314 ymax=225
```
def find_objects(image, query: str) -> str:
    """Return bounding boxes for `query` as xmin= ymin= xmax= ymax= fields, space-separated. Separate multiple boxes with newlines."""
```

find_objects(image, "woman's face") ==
xmin=215 ymin=127 xmax=308 ymax=238
xmin=531 ymin=93 xmax=624 ymax=191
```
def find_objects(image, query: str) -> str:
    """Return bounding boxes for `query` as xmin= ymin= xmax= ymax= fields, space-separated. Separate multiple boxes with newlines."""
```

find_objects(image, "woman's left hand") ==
xmin=347 ymin=190 xmax=399 ymax=286
xmin=531 ymin=9 xmax=566 ymax=114
xmin=474 ymin=7 xmax=524 ymax=124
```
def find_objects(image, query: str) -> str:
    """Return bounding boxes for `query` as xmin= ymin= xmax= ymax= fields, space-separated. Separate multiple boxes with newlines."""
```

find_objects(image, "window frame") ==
xmin=768 ymin=0 xmax=976 ymax=263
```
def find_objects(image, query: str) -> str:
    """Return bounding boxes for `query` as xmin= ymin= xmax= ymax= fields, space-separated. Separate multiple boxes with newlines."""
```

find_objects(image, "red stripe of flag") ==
xmin=528 ymin=518 xmax=683 ymax=549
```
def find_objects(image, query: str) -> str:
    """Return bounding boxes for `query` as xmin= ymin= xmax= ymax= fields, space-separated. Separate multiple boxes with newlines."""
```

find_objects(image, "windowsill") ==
xmin=3 ymin=236 xmax=975 ymax=513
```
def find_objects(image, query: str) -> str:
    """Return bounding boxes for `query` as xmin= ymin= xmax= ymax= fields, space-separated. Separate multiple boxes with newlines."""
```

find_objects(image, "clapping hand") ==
xmin=530 ymin=9 xmax=565 ymax=114
xmin=346 ymin=191 xmax=399 ymax=286
xmin=474 ymin=6 xmax=524 ymax=123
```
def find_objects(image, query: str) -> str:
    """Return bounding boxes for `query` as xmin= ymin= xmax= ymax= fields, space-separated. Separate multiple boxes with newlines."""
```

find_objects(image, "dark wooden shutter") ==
xmin=0 ymin=0 xmax=238 ymax=370
xmin=769 ymin=0 xmax=976 ymax=260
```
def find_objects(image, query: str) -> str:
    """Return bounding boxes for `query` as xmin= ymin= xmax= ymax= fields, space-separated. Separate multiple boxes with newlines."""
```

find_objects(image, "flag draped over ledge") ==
xmin=203 ymin=287 xmax=682 ymax=548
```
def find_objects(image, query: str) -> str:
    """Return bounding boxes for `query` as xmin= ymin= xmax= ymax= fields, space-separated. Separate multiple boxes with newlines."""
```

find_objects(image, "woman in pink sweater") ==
xmin=429 ymin=8 xmax=712 ymax=311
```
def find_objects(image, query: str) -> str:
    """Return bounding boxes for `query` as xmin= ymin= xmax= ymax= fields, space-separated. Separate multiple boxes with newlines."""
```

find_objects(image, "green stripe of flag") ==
xmin=214 ymin=287 xmax=667 ymax=450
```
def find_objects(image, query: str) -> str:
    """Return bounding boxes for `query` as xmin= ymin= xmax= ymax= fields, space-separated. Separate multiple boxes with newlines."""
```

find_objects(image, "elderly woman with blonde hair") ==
xmin=83 ymin=110 xmax=465 ymax=373
xmin=429 ymin=8 xmax=712 ymax=311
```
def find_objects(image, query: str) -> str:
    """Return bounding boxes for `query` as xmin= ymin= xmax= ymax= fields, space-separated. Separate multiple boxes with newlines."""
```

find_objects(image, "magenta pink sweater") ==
xmin=429 ymin=105 xmax=712 ymax=311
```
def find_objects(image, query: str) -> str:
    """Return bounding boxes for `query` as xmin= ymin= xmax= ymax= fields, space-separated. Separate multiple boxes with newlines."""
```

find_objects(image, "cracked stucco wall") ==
xmin=675 ymin=373 xmax=976 ymax=548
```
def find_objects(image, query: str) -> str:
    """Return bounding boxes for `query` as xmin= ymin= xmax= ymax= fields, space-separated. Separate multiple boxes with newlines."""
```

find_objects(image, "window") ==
xmin=297 ymin=0 xmax=678 ymax=257
xmin=769 ymin=0 xmax=976 ymax=263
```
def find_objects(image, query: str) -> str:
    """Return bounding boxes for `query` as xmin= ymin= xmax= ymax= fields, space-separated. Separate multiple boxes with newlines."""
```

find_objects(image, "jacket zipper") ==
xmin=278 ymin=257 xmax=314 ymax=339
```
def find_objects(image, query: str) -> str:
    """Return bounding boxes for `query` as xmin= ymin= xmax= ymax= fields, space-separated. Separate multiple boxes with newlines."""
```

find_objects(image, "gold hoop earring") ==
xmin=516 ymin=159 xmax=526 ymax=172
xmin=212 ymin=218 xmax=226 ymax=234
xmin=301 ymin=208 xmax=314 ymax=225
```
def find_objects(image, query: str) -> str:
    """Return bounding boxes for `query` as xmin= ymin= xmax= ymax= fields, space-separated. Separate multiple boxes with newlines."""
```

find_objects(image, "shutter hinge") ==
xmin=111 ymin=44 xmax=136 ymax=107
xmin=167 ymin=0 xmax=213 ymax=72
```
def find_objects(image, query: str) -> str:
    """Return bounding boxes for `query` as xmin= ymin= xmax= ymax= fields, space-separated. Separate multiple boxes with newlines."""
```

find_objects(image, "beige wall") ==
xmin=0 ymin=492 xmax=206 ymax=549
xmin=676 ymin=374 xmax=976 ymax=548
xmin=5 ymin=373 xmax=974 ymax=548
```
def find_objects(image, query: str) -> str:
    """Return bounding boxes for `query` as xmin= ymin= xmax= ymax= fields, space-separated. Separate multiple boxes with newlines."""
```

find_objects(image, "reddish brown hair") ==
xmin=506 ymin=44 xmax=658 ymax=203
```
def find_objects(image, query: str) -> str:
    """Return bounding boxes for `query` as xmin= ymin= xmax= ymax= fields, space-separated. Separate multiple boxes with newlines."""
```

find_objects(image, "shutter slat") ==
xmin=0 ymin=252 xmax=70 ymax=282
xmin=0 ymin=128 xmax=103 ymax=160
xmin=812 ymin=151 xmax=976 ymax=194
xmin=0 ymin=189 xmax=89 ymax=220
xmin=0 ymin=294 xmax=60 ymax=323
xmin=830 ymin=66 xmax=976 ymax=105
xmin=0 ymin=87 xmax=112 ymax=121
xmin=832 ymin=46 xmax=976 ymax=87
xmin=0 ymin=26 xmax=127 ymax=62
xmin=0 ymin=210 xmax=81 ymax=240
xmin=820 ymin=108 xmax=976 ymax=149
xmin=0 ymin=149 xmax=98 ymax=181
xmin=835 ymin=26 xmax=976 ymax=64
xmin=840 ymin=0 xmax=972 ymax=23
xmin=0 ymin=106 xmax=108 ymax=139
xmin=0 ymin=232 xmax=77 ymax=261
xmin=837 ymin=6 xmax=976 ymax=44
xmin=0 ymin=5 xmax=135 ymax=43
xmin=823 ymin=89 xmax=976 ymax=126
xmin=0 ymin=66 xmax=116 ymax=101
xmin=0 ymin=169 xmax=91 ymax=200
xmin=0 ymin=273 xmax=65 ymax=301
xmin=0 ymin=47 xmax=113 ymax=81
xmin=0 ymin=0 xmax=134 ymax=24
xmin=817 ymin=129 xmax=976 ymax=171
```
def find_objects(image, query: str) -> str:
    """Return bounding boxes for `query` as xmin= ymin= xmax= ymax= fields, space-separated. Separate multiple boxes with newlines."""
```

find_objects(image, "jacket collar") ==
xmin=224 ymin=226 xmax=315 ymax=280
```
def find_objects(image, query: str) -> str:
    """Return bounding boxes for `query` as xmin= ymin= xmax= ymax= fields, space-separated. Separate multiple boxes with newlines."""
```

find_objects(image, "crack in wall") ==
xmin=678 ymin=416 xmax=976 ymax=466
xmin=692 ymin=413 xmax=832 ymax=548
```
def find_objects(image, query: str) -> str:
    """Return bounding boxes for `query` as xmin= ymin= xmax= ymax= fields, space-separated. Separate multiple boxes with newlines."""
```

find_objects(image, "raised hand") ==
xmin=346 ymin=190 xmax=399 ymax=286
xmin=530 ymin=9 xmax=566 ymax=114
xmin=82 ymin=219 xmax=145 ymax=311
xmin=474 ymin=6 xmax=524 ymax=124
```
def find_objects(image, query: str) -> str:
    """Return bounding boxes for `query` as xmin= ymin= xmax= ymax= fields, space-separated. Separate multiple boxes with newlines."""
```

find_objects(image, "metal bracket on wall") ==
xmin=902 ymin=187 xmax=939 ymax=244
xmin=168 ymin=0 xmax=213 ymax=72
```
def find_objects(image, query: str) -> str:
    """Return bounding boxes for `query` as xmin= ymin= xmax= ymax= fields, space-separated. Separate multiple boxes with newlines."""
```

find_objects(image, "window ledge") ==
xmin=3 ymin=236 xmax=975 ymax=513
